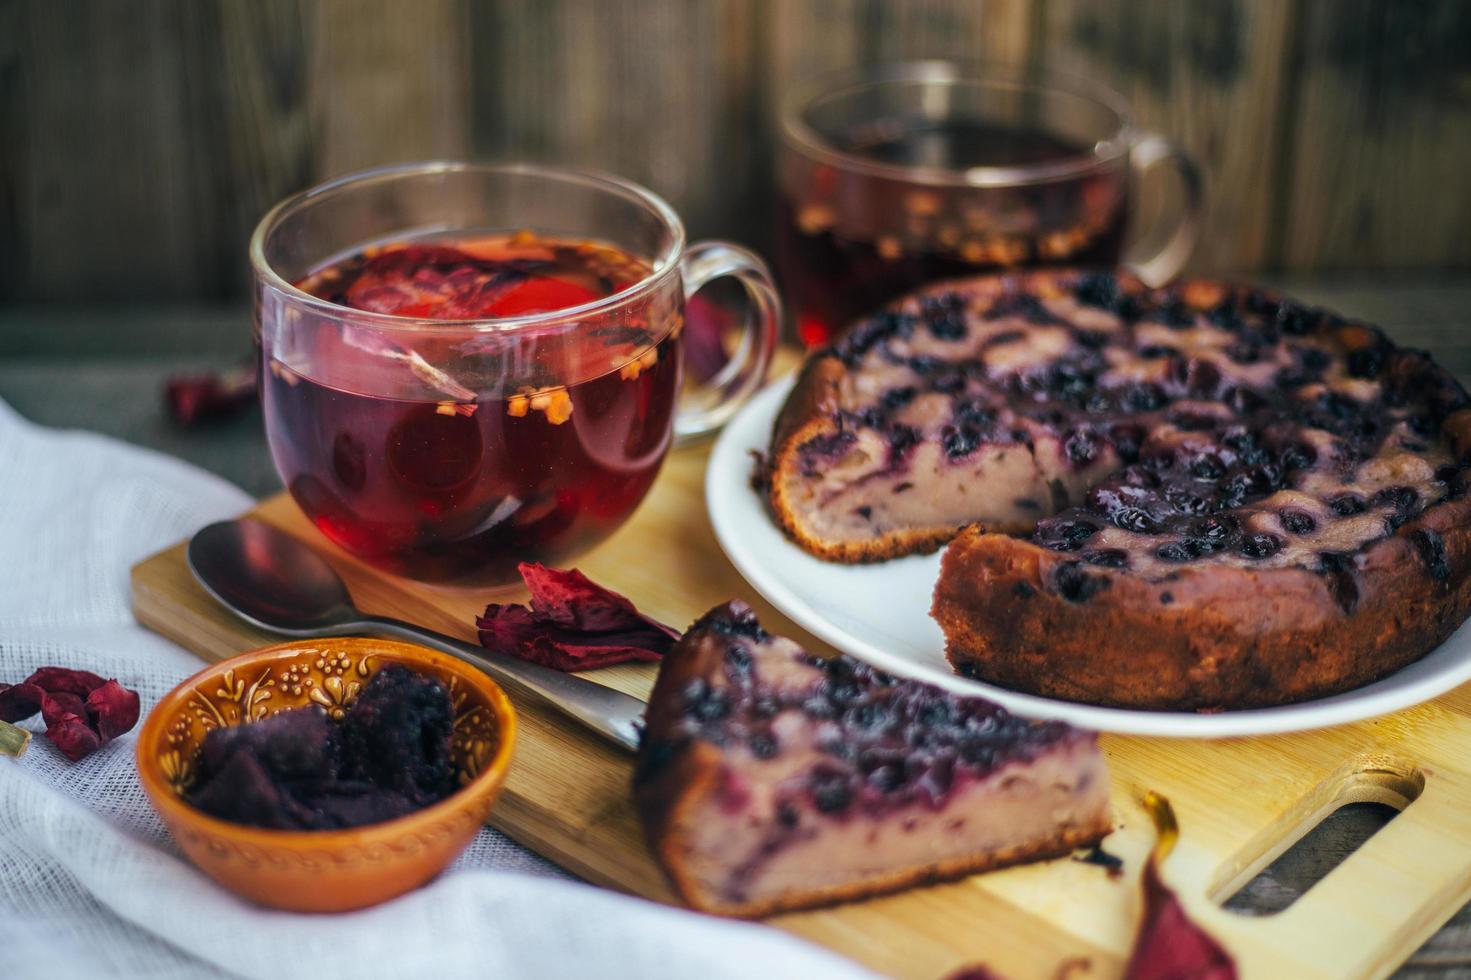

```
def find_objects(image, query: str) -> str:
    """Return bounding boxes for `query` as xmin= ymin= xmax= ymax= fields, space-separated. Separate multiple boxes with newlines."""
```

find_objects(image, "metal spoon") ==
xmin=186 ymin=518 xmax=644 ymax=752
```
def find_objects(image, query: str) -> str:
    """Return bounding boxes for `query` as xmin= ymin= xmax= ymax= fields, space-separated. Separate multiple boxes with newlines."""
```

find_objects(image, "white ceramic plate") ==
xmin=706 ymin=375 xmax=1471 ymax=737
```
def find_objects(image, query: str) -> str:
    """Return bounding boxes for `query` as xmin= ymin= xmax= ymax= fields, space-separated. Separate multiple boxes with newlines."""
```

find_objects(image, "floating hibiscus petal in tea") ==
xmin=476 ymin=562 xmax=680 ymax=671
xmin=0 ymin=667 xmax=140 ymax=762
xmin=1124 ymin=792 xmax=1237 ymax=980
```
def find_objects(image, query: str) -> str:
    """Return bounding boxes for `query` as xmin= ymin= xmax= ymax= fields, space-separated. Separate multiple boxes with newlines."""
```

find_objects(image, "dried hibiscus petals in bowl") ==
xmin=184 ymin=664 xmax=457 ymax=831
xmin=476 ymin=562 xmax=679 ymax=671
xmin=0 ymin=667 xmax=140 ymax=761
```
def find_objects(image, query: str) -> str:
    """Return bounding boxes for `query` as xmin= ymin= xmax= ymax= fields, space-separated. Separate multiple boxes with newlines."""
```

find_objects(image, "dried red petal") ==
xmin=344 ymin=246 xmax=526 ymax=319
xmin=1 ymin=669 xmax=141 ymax=761
xmin=477 ymin=602 xmax=670 ymax=671
xmin=165 ymin=364 xmax=258 ymax=426
xmin=1124 ymin=860 xmax=1236 ymax=980
xmin=24 ymin=666 xmax=107 ymax=698
xmin=87 ymin=680 xmax=141 ymax=740
xmin=44 ymin=713 xmax=103 ymax=762
xmin=1124 ymin=793 xmax=1237 ymax=980
xmin=952 ymin=958 xmax=1088 ymax=980
xmin=516 ymin=636 xmax=667 ymax=672
xmin=476 ymin=565 xmax=679 ymax=672
xmin=475 ymin=603 xmax=543 ymax=652
xmin=0 ymin=682 xmax=44 ymax=723
xmin=487 ymin=276 xmax=601 ymax=317
xmin=683 ymin=292 xmax=733 ymax=384
xmin=40 ymin=690 xmax=86 ymax=729
xmin=518 ymin=563 xmax=679 ymax=639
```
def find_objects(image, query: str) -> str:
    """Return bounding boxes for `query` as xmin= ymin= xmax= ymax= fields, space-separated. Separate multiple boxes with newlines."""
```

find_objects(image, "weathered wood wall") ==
xmin=2 ymin=0 xmax=1469 ymax=303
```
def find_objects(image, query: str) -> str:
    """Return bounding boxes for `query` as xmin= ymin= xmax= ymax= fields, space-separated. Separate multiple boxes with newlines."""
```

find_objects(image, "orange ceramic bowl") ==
xmin=137 ymin=637 xmax=516 ymax=912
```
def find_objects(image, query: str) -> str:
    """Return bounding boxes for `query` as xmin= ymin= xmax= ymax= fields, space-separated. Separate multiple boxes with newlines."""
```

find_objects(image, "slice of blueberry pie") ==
xmin=768 ymin=269 xmax=1471 ymax=709
xmin=633 ymin=601 xmax=1111 ymax=917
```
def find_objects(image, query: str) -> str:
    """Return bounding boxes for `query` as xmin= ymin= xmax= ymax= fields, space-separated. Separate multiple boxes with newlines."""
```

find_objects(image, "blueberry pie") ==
xmin=633 ymin=601 xmax=1110 ymax=917
xmin=767 ymin=270 xmax=1471 ymax=709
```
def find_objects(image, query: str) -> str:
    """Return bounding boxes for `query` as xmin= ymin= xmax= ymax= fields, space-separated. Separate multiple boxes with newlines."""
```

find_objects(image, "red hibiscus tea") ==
xmin=778 ymin=66 xmax=1200 ymax=346
xmin=260 ymin=232 xmax=683 ymax=583
xmin=777 ymin=121 xmax=1128 ymax=346
xmin=254 ymin=164 xmax=781 ymax=585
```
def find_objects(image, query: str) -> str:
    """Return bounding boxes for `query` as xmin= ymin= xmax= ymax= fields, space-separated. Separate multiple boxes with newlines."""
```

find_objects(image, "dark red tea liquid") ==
xmin=261 ymin=234 xmax=681 ymax=584
xmin=778 ymin=121 xmax=1128 ymax=345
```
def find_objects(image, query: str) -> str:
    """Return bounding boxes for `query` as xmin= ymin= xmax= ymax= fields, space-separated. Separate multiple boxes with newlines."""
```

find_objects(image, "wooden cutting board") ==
xmin=131 ymin=441 xmax=1471 ymax=980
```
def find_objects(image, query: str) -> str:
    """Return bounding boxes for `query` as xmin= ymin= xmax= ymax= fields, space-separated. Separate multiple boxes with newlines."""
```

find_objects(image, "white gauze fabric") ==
xmin=0 ymin=399 xmax=872 ymax=980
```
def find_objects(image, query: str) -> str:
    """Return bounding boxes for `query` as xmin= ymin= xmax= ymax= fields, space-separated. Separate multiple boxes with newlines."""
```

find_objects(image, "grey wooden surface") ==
xmin=2 ymin=278 xmax=1470 ymax=975
xmin=5 ymin=0 xmax=1471 ymax=304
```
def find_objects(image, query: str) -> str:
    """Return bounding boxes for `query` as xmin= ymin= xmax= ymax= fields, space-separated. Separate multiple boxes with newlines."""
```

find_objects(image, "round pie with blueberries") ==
xmin=766 ymin=270 xmax=1471 ymax=710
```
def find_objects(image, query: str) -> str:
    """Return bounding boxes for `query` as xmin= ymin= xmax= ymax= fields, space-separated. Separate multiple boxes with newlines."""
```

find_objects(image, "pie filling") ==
xmin=780 ymin=272 xmax=1469 ymax=579
xmin=636 ymin=602 xmax=1108 ymax=909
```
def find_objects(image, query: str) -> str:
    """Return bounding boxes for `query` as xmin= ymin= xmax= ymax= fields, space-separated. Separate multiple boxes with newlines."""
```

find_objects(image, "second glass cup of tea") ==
xmin=251 ymin=162 xmax=779 ymax=585
xmin=777 ymin=62 xmax=1202 ymax=345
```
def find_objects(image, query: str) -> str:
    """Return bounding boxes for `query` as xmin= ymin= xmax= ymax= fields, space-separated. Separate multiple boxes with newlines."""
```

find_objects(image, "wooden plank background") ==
xmin=2 ymin=0 xmax=1470 ymax=305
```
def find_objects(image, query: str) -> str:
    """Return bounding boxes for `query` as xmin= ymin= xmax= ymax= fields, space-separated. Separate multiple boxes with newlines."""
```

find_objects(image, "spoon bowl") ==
xmin=188 ymin=518 xmax=358 ymax=634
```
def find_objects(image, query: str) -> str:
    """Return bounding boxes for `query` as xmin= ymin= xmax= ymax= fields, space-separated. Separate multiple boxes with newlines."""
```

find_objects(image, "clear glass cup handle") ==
xmin=1125 ymin=132 xmax=1204 ymax=287
xmin=674 ymin=241 xmax=781 ymax=444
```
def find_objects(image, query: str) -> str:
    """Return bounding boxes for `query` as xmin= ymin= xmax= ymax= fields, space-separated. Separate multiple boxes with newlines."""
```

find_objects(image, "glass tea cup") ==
xmin=777 ymin=62 xmax=1202 ymax=345
xmin=250 ymin=162 xmax=779 ymax=586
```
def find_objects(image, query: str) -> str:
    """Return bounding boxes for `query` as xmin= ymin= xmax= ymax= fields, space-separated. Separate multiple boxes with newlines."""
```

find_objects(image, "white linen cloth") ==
xmin=0 ymin=399 xmax=872 ymax=980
